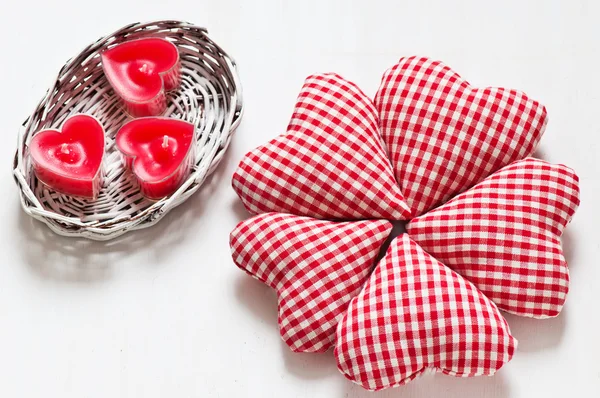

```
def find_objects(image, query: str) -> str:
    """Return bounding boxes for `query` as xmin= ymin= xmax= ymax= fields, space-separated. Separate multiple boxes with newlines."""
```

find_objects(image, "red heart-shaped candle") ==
xmin=116 ymin=117 xmax=195 ymax=199
xmin=101 ymin=38 xmax=180 ymax=117
xmin=29 ymin=114 xmax=105 ymax=199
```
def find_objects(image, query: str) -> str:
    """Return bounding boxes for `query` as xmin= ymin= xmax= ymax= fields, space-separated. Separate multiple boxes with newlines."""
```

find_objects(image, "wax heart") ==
xmin=29 ymin=114 xmax=104 ymax=198
xmin=407 ymin=158 xmax=580 ymax=318
xmin=232 ymin=73 xmax=412 ymax=221
xmin=335 ymin=234 xmax=516 ymax=391
xmin=230 ymin=213 xmax=392 ymax=353
xmin=101 ymin=38 xmax=180 ymax=117
xmin=375 ymin=56 xmax=548 ymax=217
xmin=116 ymin=117 xmax=195 ymax=199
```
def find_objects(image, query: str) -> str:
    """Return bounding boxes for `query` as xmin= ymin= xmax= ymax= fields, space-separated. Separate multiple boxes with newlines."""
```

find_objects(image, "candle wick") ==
xmin=60 ymin=143 xmax=70 ymax=155
xmin=162 ymin=135 xmax=169 ymax=149
xmin=139 ymin=63 xmax=152 ymax=74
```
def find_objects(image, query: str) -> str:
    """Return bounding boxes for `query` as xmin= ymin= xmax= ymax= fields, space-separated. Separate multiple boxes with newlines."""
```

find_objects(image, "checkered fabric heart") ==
xmin=407 ymin=158 xmax=580 ymax=318
xmin=232 ymin=73 xmax=412 ymax=220
xmin=230 ymin=213 xmax=391 ymax=352
xmin=230 ymin=58 xmax=580 ymax=391
xmin=335 ymin=234 xmax=516 ymax=391
xmin=375 ymin=56 xmax=548 ymax=217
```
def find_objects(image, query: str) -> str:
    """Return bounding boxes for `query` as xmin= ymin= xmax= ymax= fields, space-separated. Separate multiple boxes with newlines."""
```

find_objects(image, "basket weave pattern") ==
xmin=13 ymin=21 xmax=243 ymax=240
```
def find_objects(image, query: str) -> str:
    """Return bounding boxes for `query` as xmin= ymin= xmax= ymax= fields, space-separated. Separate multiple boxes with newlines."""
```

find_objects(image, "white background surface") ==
xmin=1 ymin=1 xmax=599 ymax=397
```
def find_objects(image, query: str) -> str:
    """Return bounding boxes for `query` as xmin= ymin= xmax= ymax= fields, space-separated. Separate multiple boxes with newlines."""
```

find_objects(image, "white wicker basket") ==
xmin=12 ymin=20 xmax=243 ymax=241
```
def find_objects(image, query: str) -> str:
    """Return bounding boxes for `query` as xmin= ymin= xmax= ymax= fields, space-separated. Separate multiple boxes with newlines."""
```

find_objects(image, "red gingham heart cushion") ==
xmin=230 ymin=213 xmax=391 ymax=352
xmin=375 ymin=56 xmax=548 ymax=217
xmin=229 ymin=60 xmax=580 ymax=391
xmin=335 ymin=234 xmax=516 ymax=391
xmin=407 ymin=158 xmax=580 ymax=318
xmin=232 ymin=73 xmax=412 ymax=220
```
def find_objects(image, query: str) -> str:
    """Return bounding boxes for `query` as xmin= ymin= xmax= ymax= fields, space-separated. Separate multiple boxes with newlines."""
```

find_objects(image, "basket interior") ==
xmin=14 ymin=21 xmax=242 ymax=239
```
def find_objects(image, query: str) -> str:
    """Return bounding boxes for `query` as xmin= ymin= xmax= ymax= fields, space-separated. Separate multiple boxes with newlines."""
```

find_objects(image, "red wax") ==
xmin=29 ymin=114 xmax=104 ymax=199
xmin=116 ymin=117 xmax=195 ymax=199
xmin=101 ymin=38 xmax=180 ymax=117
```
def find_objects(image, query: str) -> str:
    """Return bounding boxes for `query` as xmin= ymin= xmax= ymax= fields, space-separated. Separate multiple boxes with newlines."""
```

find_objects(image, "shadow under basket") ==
xmin=12 ymin=20 xmax=244 ymax=241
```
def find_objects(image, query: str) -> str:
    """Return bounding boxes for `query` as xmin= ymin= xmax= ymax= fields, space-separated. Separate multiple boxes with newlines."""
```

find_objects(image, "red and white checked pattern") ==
xmin=375 ymin=56 xmax=548 ymax=217
xmin=230 ymin=213 xmax=391 ymax=352
xmin=232 ymin=73 xmax=412 ymax=221
xmin=335 ymin=234 xmax=516 ymax=391
xmin=229 ymin=64 xmax=580 ymax=390
xmin=407 ymin=158 xmax=580 ymax=318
